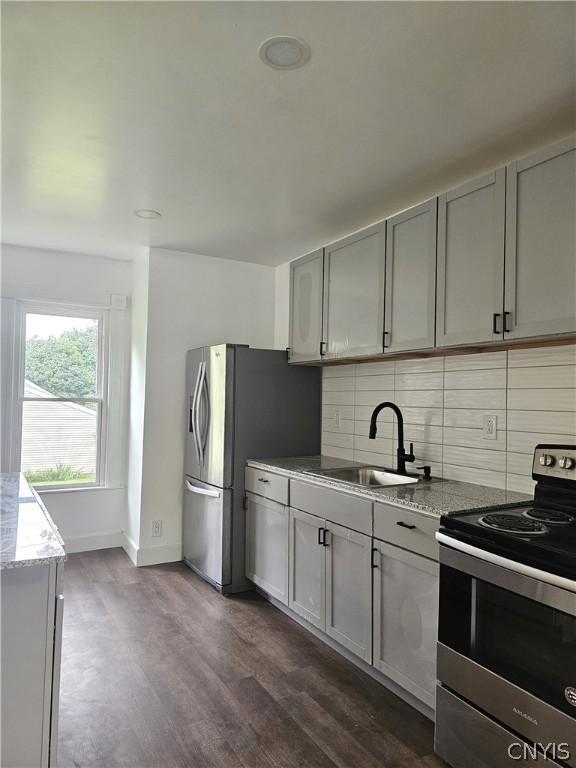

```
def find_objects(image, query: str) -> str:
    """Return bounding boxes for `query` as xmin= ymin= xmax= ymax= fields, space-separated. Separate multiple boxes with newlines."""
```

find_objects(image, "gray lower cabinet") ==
xmin=1 ymin=560 xmax=64 ymax=767
xmin=288 ymin=509 xmax=372 ymax=662
xmin=288 ymin=507 xmax=325 ymax=628
xmin=372 ymin=540 xmax=438 ymax=709
xmin=323 ymin=223 xmax=386 ymax=359
xmin=245 ymin=491 xmax=289 ymax=604
xmin=384 ymin=198 xmax=437 ymax=353
xmin=436 ymin=169 xmax=506 ymax=347
xmin=504 ymin=136 xmax=576 ymax=339
xmin=324 ymin=521 xmax=372 ymax=662
xmin=288 ymin=249 xmax=324 ymax=363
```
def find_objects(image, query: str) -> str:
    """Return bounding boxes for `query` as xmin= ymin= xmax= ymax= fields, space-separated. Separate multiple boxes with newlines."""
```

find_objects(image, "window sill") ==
xmin=37 ymin=485 xmax=125 ymax=495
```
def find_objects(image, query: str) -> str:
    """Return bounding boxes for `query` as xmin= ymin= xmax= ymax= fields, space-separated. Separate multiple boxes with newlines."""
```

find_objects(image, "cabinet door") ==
xmin=323 ymin=223 xmax=385 ymax=359
xmin=373 ymin=541 xmax=438 ymax=708
xmin=324 ymin=523 xmax=372 ymax=662
xmin=385 ymin=199 xmax=437 ymax=353
xmin=289 ymin=249 xmax=324 ymax=363
xmin=245 ymin=493 xmax=289 ymax=604
xmin=436 ymin=170 xmax=505 ymax=346
xmin=288 ymin=508 xmax=325 ymax=629
xmin=505 ymin=137 xmax=576 ymax=339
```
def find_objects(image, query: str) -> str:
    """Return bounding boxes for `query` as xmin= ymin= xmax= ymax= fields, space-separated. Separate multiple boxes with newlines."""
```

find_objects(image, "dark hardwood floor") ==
xmin=59 ymin=548 xmax=445 ymax=768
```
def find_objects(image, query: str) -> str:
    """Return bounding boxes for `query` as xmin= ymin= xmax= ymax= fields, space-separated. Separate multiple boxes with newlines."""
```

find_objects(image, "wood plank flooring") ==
xmin=59 ymin=548 xmax=445 ymax=768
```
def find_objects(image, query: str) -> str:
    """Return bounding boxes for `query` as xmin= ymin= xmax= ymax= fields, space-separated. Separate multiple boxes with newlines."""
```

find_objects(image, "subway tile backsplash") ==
xmin=321 ymin=344 xmax=576 ymax=494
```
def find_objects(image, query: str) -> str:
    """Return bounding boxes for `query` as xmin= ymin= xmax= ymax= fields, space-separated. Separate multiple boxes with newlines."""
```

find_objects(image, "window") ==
xmin=19 ymin=307 xmax=107 ymax=488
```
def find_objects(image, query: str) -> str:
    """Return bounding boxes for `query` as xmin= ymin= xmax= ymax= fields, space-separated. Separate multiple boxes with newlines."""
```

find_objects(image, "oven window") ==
xmin=475 ymin=581 xmax=576 ymax=716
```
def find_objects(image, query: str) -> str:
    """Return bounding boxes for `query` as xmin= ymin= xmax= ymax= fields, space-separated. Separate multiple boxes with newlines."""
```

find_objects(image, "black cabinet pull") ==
xmin=318 ymin=527 xmax=325 ymax=545
xmin=322 ymin=529 xmax=330 ymax=547
xmin=371 ymin=548 xmax=379 ymax=568
xmin=396 ymin=521 xmax=416 ymax=530
xmin=382 ymin=331 xmax=389 ymax=349
xmin=492 ymin=313 xmax=501 ymax=334
xmin=319 ymin=341 xmax=327 ymax=357
xmin=503 ymin=311 xmax=512 ymax=333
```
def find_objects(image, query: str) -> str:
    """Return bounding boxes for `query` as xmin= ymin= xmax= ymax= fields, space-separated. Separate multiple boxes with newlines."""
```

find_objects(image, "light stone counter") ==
xmin=0 ymin=473 xmax=66 ymax=569
xmin=246 ymin=455 xmax=530 ymax=518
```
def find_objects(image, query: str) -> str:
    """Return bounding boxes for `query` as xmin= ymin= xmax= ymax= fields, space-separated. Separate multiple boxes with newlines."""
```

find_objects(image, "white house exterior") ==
xmin=22 ymin=380 xmax=97 ymax=474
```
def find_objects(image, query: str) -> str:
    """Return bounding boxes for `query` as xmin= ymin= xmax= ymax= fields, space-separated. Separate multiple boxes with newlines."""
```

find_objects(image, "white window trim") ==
xmin=13 ymin=300 xmax=111 ymax=491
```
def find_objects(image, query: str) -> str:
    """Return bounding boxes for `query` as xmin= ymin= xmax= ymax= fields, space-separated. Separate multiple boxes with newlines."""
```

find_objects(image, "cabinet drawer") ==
xmin=245 ymin=466 xmax=289 ymax=505
xmin=290 ymin=479 xmax=372 ymax=536
xmin=374 ymin=502 xmax=439 ymax=560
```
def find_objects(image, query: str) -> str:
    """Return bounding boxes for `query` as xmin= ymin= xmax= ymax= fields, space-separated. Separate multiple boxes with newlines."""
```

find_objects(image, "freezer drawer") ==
xmin=183 ymin=477 xmax=232 ymax=588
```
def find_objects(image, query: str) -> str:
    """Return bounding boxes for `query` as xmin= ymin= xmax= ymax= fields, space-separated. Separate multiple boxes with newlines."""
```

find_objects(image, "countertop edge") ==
xmin=246 ymin=458 xmax=531 ymax=518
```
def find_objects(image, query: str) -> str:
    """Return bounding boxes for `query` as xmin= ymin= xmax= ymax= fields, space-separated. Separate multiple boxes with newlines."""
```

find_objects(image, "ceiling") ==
xmin=2 ymin=1 xmax=575 ymax=265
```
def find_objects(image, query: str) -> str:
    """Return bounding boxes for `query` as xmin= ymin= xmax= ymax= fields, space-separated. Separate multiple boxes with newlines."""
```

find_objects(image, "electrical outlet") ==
xmin=152 ymin=520 xmax=163 ymax=538
xmin=482 ymin=414 xmax=498 ymax=440
xmin=335 ymin=409 xmax=342 ymax=430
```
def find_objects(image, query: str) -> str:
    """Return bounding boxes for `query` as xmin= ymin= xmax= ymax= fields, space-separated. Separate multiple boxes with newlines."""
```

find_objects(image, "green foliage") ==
xmin=24 ymin=464 xmax=95 ymax=485
xmin=26 ymin=325 xmax=97 ymax=398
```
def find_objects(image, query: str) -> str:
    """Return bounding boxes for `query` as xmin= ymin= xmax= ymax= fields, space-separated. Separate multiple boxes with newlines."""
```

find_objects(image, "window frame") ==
xmin=14 ymin=301 xmax=110 ymax=490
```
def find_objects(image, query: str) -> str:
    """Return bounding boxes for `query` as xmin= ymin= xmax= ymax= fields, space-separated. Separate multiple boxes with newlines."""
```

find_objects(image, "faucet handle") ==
xmin=417 ymin=465 xmax=432 ymax=481
xmin=406 ymin=442 xmax=415 ymax=462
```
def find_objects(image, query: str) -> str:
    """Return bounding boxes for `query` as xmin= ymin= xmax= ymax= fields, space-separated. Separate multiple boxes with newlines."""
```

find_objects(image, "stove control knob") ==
xmin=539 ymin=454 xmax=555 ymax=467
xmin=559 ymin=456 xmax=575 ymax=470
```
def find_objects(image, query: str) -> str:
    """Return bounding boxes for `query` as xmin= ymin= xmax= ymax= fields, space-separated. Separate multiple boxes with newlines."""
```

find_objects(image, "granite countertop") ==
xmin=0 ymin=473 xmax=66 ymax=569
xmin=246 ymin=456 xmax=531 ymax=518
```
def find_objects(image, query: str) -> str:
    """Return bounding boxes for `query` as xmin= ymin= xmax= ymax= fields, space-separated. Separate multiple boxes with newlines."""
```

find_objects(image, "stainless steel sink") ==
xmin=307 ymin=466 xmax=419 ymax=487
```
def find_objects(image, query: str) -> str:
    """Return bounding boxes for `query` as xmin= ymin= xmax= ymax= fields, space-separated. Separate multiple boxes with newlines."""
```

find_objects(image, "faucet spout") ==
xmin=368 ymin=401 xmax=415 ymax=475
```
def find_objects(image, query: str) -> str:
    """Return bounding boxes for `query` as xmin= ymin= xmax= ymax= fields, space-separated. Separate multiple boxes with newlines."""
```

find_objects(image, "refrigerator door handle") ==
xmin=185 ymin=479 xmax=221 ymax=498
xmin=188 ymin=363 xmax=203 ymax=464
xmin=194 ymin=362 xmax=205 ymax=465
xmin=200 ymin=363 xmax=210 ymax=455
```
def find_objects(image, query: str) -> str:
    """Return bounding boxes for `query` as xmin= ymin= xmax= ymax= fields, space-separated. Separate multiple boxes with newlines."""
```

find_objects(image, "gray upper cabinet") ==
xmin=323 ymin=223 xmax=386 ymax=359
xmin=504 ymin=136 xmax=576 ymax=339
xmin=436 ymin=168 xmax=506 ymax=347
xmin=436 ymin=169 xmax=506 ymax=347
xmin=288 ymin=249 xmax=324 ymax=363
xmin=384 ymin=199 xmax=437 ymax=353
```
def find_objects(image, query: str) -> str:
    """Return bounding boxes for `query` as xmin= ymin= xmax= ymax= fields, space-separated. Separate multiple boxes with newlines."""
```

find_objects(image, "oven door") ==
xmin=437 ymin=534 xmax=576 ymax=765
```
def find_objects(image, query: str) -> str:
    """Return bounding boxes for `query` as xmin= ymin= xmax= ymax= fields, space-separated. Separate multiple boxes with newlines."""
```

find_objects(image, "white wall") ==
xmin=128 ymin=247 xmax=276 ymax=566
xmin=0 ymin=243 xmax=132 ymax=551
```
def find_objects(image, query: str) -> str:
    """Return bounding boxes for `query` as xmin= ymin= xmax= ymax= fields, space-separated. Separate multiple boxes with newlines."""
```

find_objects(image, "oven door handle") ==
xmin=436 ymin=531 xmax=576 ymax=598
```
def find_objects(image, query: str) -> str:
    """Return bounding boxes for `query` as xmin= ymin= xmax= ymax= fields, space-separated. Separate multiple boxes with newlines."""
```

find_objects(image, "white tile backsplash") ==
xmin=321 ymin=344 xmax=576 ymax=492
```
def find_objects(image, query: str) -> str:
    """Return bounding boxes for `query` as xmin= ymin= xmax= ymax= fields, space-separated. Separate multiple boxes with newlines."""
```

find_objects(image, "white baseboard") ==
xmin=65 ymin=531 xmax=123 ymax=554
xmin=137 ymin=542 xmax=182 ymax=567
xmin=121 ymin=533 xmax=181 ymax=567
xmin=121 ymin=532 xmax=139 ymax=565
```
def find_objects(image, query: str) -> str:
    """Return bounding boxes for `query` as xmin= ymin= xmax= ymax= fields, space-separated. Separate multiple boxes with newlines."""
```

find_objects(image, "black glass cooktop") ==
xmin=440 ymin=503 xmax=576 ymax=580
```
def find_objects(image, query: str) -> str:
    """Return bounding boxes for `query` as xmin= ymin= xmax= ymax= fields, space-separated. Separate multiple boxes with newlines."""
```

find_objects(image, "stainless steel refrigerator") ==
xmin=183 ymin=343 xmax=320 ymax=593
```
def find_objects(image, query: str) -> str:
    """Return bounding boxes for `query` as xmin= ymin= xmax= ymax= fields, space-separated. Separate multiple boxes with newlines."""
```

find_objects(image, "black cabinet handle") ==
xmin=318 ymin=527 xmax=325 ymax=545
xmin=371 ymin=548 xmax=379 ymax=568
xmin=396 ymin=521 xmax=416 ymax=530
xmin=493 ymin=313 xmax=501 ymax=334
xmin=319 ymin=341 xmax=327 ymax=357
xmin=503 ymin=311 xmax=512 ymax=333
xmin=382 ymin=331 xmax=389 ymax=349
xmin=257 ymin=478 xmax=270 ymax=484
xmin=322 ymin=529 xmax=330 ymax=547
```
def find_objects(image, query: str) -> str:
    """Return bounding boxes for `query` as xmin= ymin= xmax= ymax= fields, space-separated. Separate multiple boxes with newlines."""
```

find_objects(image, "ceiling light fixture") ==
xmin=134 ymin=209 xmax=162 ymax=219
xmin=259 ymin=36 xmax=311 ymax=70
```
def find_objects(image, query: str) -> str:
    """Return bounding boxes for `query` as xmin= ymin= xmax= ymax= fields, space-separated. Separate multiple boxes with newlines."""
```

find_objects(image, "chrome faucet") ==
xmin=369 ymin=402 xmax=415 ymax=475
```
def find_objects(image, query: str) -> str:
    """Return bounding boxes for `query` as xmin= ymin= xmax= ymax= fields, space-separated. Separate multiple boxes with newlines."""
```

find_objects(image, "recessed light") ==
xmin=134 ymin=209 xmax=162 ymax=219
xmin=259 ymin=36 xmax=311 ymax=70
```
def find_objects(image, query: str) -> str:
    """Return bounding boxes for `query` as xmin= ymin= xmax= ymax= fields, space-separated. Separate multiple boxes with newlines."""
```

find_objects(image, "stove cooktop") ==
xmin=440 ymin=445 xmax=576 ymax=580
xmin=441 ymin=503 xmax=576 ymax=580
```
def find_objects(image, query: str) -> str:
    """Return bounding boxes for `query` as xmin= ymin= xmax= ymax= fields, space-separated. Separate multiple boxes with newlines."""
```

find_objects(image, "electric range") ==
xmin=434 ymin=444 xmax=576 ymax=768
